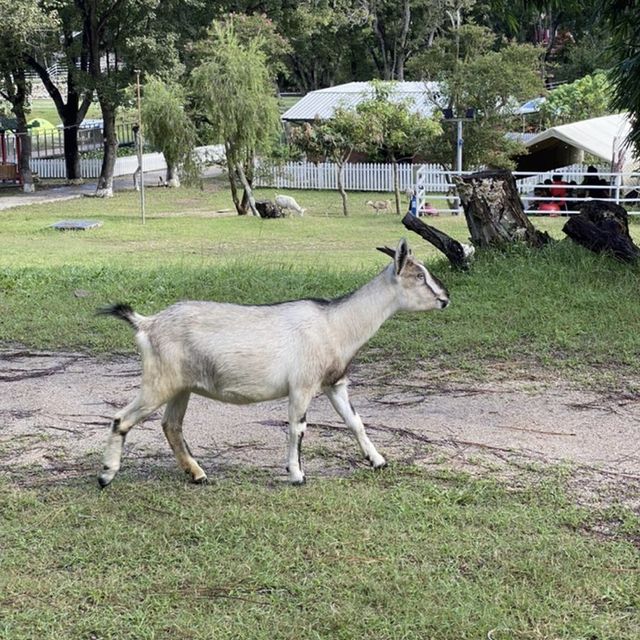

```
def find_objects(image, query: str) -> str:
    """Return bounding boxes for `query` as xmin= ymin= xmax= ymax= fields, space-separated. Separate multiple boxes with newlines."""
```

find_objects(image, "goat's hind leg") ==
xmin=325 ymin=382 xmax=386 ymax=469
xmin=161 ymin=390 xmax=207 ymax=484
xmin=98 ymin=390 xmax=164 ymax=488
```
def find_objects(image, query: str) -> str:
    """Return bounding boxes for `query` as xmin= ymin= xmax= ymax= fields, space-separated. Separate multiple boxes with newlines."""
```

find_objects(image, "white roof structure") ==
xmin=281 ymin=81 xmax=442 ymax=122
xmin=524 ymin=113 xmax=636 ymax=171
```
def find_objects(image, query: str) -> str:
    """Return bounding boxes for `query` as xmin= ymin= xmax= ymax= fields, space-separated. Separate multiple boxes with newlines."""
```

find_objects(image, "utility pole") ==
xmin=442 ymin=107 xmax=476 ymax=214
xmin=135 ymin=69 xmax=145 ymax=224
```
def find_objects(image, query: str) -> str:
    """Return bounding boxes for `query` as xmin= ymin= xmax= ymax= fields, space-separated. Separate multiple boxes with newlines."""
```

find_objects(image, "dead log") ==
xmin=562 ymin=200 xmax=640 ymax=262
xmin=454 ymin=169 xmax=552 ymax=249
xmin=255 ymin=200 xmax=284 ymax=219
xmin=401 ymin=213 xmax=473 ymax=270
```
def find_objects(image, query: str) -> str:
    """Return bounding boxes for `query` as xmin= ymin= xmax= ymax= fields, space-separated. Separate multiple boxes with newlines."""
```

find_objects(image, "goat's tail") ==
xmin=97 ymin=303 xmax=144 ymax=330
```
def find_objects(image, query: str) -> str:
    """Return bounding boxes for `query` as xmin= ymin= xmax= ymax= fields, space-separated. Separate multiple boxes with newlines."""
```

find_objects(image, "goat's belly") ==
xmin=191 ymin=381 xmax=288 ymax=405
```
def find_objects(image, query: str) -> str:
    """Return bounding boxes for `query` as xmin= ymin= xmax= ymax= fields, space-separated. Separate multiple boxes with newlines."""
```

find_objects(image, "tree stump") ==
xmin=255 ymin=200 xmax=284 ymax=219
xmin=401 ymin=213 xmax=474 ymax=270
xmin=454 ymin=169 xmax=552 ymax=249
xmin=562 ymin=200 xmax=640 ymax=262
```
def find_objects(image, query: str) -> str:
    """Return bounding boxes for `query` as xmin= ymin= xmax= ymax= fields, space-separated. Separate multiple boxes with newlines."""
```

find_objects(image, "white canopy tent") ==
xmin=519 ymin=113 xmax=637 ymax=173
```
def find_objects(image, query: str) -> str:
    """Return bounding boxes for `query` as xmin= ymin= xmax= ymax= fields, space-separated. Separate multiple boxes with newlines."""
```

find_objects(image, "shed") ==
xmin=516 ymin=113 xmax=636 ymax=172
xmin=281 ymin=81 xmax=442 ymax=123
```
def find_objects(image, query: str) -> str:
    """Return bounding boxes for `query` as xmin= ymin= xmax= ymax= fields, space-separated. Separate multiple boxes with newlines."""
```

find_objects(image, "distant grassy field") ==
xmin=1 ymin=184 xmax=640 ymax=382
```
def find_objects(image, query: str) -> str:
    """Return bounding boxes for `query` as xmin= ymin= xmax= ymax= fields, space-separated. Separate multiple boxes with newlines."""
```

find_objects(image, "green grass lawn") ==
xmin=2 ymin=184 xmax=640 ymax=380
xmin=1 ymin=185 xmax=639 ymax=639
xmin=1 ymin=470 xmax=638 ymax=640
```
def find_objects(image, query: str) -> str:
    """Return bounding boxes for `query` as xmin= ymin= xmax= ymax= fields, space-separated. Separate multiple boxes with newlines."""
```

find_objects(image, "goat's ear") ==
xmin=376 ymin=246 xmax=396 ymax=259
xmin=394 ymin=238 xmax=410 ymax=274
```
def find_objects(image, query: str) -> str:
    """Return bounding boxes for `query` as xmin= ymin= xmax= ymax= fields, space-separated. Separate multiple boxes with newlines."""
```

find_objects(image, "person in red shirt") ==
xmin=549 ymin=174 xmax=568 ymax=211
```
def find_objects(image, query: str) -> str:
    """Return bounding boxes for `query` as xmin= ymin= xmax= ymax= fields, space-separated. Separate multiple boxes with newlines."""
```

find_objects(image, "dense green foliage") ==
xmin=192 ymin=24 xmax=281 ymax=214
xmin=605 ymin=0 xmax=640 ymax=153
xmin=141 ymin=77 xmax=197 ymax=186
xmin=539 ymin=72 xmax=613 ymax=126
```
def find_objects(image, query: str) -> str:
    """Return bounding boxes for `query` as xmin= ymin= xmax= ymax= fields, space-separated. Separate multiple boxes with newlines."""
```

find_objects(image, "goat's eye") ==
xmin=416 ymin=273 xmax=425 ymax=281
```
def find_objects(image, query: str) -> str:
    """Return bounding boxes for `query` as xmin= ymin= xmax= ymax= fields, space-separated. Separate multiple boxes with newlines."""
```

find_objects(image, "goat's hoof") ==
xmin=192 ymin=474 xmax=208 ymax=485
xmin=98 ymin=469 xmax=114 ymax=489
xmin=289 ymin=471 xmax=306 ymax=485
xmin=371 ymin=457 xmax=388 ymax=470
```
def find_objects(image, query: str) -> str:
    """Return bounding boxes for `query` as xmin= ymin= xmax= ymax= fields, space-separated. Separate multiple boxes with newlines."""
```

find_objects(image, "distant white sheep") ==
xmin=366 ymin=199 xmax=392 ymax=214
xmin=275 ymin=194 xmax=306 ymax=216
xmin=96 ymin=239 xmax=450 ymax=487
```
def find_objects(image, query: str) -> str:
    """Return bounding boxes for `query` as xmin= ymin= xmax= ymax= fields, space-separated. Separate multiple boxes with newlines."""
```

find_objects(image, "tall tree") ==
xmin=290 ymin=110 xmax=360 ymax=216
xmin=0 ymin=0 xmax=58 ymax=192
xmin=410 ymin=23 xmax=544 ymax=170
xmin=141 ymin=76 xmax=196 ymax=188
xmin=25 ymin=1 xmax=93 ymax=183
xmin=605 ymin=0 xmax=640 ymax=154
xmin=73 ymin=0 xmax=183 ymax=197
xmin=359 ymin=0 xmax=476 ymax=81
xmin=352 ymin=81 xmax=441 ymax=214
xmin=191 ymin=24 xmax=281 ymax=215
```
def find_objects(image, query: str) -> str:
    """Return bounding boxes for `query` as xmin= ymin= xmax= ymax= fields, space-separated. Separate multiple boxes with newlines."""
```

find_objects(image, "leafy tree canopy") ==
xmin=539 ymin=72 xmax=613 ymax=127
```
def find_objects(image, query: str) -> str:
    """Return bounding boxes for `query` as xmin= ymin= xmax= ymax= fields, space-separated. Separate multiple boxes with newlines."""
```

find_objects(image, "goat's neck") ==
xmin=327 ymin=266 xmax=399 ymax=363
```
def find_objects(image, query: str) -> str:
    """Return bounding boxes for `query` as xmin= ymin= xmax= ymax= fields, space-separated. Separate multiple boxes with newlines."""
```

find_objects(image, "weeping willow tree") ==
xmin=191 ymin=24 xmax=280 ymax=216
xmin=141 ymin=76 xmax=196 ymax=188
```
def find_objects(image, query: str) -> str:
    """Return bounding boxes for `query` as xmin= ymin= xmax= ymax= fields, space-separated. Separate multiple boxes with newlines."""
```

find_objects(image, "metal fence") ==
xmin=415 ymin=165 xmax=640 ymax=216
xmin=3 ymin=124 xmax=135 ymax=160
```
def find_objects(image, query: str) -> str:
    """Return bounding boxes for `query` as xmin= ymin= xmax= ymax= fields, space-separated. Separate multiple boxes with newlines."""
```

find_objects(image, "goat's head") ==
xmin=377 ymin=239 xmax=450 ymax=311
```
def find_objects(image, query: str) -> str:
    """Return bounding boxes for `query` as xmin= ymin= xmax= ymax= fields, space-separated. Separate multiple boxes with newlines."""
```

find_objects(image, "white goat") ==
xmin=366 ymin=199 xmax=392 ymax=214
xmin=275 ymin=194 xmax=306 ymax=216
xmin=97 ymin=239 xmax=449 ymax=488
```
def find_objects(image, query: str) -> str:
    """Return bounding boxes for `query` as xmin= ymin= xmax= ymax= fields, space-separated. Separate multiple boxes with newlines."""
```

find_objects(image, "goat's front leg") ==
xmin=286 ymin=391 xmax=312 ymax=484
xmin=324 ymin=382 xmax=386 ymax=469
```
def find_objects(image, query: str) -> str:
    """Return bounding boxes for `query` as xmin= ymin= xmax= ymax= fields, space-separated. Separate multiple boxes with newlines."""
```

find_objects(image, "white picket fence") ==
xmin=254 ymin=160 xmax=445 ymax=192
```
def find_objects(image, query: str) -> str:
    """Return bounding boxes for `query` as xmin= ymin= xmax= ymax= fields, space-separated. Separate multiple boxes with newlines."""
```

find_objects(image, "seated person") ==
xmin=549 ymin=174 xmax=568 ymax=211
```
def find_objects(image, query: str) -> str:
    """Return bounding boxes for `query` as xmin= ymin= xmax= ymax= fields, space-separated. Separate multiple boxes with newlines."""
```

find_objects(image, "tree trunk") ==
xmin=336 ymin=161 xmax=349 ymax=216
xmin=63 ymin=121 xmax=81 ymax=183
xmin=236 ymin=162 xmax=259 ymax=216
xmin=392 ymin=157 xmax=401 ymax=215
xmin=15 ymin=114 xmax=35 ymax=193
xmin=454 ymin=169 xmax=552 ymax=249
xmin=402 ymin=212 xmax=473 ymax=270
xmin=26 ymin=53 xmax=92 ymax=183
xmin=255 ymin=200 xmax=284 ymax=218
xmin=95 ymin=103 xmax=117 ymax=197
xmin=10 ymin=71 xmax=35 ymax=193
xmin=562 ymin=200 xmax=640 ymax=262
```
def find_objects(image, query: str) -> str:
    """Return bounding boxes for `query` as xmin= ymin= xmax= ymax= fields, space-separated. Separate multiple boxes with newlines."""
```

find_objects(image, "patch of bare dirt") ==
xmin=0 ymin=349 xmax=639 ymax=506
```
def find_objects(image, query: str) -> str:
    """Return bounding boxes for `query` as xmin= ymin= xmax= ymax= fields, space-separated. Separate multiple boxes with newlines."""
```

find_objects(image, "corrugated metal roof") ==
xmin=282 ymin=81 xmax=442 ymax=121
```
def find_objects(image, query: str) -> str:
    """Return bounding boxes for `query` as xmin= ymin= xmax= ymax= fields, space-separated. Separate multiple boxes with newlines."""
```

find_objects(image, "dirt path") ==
xmin=1 ymin=349 xmax=639 ymax=504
